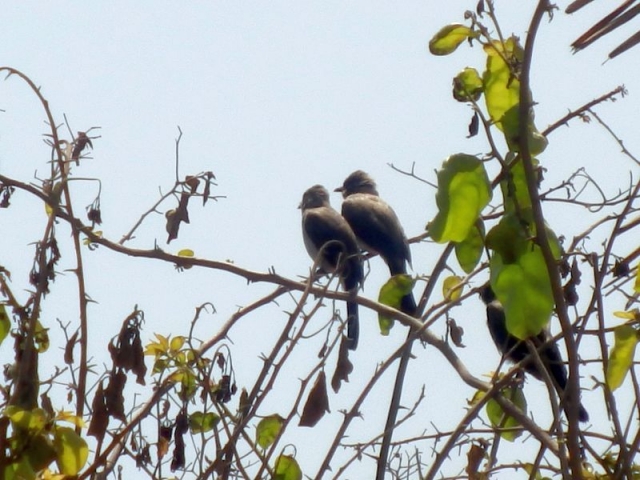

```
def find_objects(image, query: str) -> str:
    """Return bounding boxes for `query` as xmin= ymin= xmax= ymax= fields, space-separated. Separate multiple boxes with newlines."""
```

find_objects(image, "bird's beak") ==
xmin=297 ymin=202 xmax=303 ymax=209
xmin=334 ymin=186 xmax=344 ymax=193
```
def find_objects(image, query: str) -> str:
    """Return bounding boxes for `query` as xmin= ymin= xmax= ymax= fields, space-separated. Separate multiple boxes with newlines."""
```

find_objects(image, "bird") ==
xmin=335 ymin=170 xmax=417 ymax=316
xmin=480 ymin=285 xmax=589 ymax=422
xmin=300 ymin=185 xmax=364 ymax=350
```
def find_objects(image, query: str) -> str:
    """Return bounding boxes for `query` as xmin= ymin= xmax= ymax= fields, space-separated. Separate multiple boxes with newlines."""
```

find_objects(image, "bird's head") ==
xmin=335 ymin=170 xmax=379 ymax=198
xmin=299 ymin=185 xmax=330 ymax=210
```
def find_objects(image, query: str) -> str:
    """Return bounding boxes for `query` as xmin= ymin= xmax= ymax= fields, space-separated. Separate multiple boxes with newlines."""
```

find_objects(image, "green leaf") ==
xmin=274 ymin=454 xmax=303 ymax=480
xmin=500 ymin=107 xmax=548 ymax=156
xmin=485 ymin=213 xmax=529 ymax=264
xmin=523 ymin=462 xmax=553 ymax=480
xmin=256 ymin=414 xmax=284 ymax=449
xmin=179 ymin=369 xmax=198 ymax=400
xmin=0 ymin=304 xmax=10 ymax=346
xmin=54 ymin=426 xmax=89 ymax=475
xmin=635 ymin=265 xmax=640 ymax=293
xmin=486 ymin=385 xmax=526 ymax=442
xmin=6 ymin=407 xmax=48 ymax=433
xmin=3 ymin=459 xmax=35 ymax=480
xmin=429 ymin=24 xmax=475 ymax=56
xmin=34 ymin=320 xmax=49 ymax=353
xmin=189 ymin=411 xmax=220 ymax=433
xmin=500 ymin=156 xmax=535 ymax=217
xmin=486 ymin=211 xmax=561 ymax=262
xmin=607 ymin=324 xmax=639 ymax=391
xmin=24 ymin=434 xmax=57 ymax=471
xmin=453 ymin=67 xmax=483 ymax=102
xmin=428 ymin=154 xmax=492 ymax=243
xmin=170 ymin=335 xmax=185 ymax=352
xmin=490 ymin=249 xmax=554 ymax=339
xmin=614 ymin=309 xmax=640 ymax=320
xmin=483 ymin=37 xmax=546 ymax=155
xmin=177 ymin=249 xmax=194 ymax=257
xmin=378 ymin=274 xmax=415 ymax=335
xmin=486 ymin=210 xmax=562 ymax=340
xmin=152 ymin=358 xmax=168 ymax=374
xmin=442 ymin=276 xmax=464 ymax=301
xmin=483 ymin=38 xmax=522 ymax=133
xmin=455 ymin=220 xmax=485 ymax=274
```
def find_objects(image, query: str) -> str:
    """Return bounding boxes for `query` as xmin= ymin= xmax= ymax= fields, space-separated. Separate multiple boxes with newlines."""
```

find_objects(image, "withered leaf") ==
xmin=111 ymin=317 xmax=147 ymax=384
xmin=171 ymin=434 xmax=185 ymax=471
xmin=105 ymin=370 xmax=127 ymax=423
xmin=131 ymin=333 xmax=147 ymax=385
xmin=216 ymin=352 xmax=226 ymax=370
xmin=40 ymin=392 xmax=54 ymax=417
xmin=467 ymin=111 xmax=479 ymax=138
xmin=203 ymin=171 xmax=216 ymax=206
xmin=0 ymin=185 xmax=15 ymax=208
xmin=466 ymin=441 xmax=488 ymax=480
xmin=165 ymin=209 xmax=180 ymax=243
xmin=158 ymin=423 xmax=173 ymax=460
xmin=160 ymin=399 xmax=170 ymax=419
xmin=185 ymin=175 xmax=200 ymax=193
xmin=166 ymin=192 xmax=192 ymax=243
xmin=171 ymin=410 xmax=188 ymax=471
xmin=175 ymin=409 xmax=189 ymax=435
xmin=564 ymin=280 xmax=579 ymax=306
xmin=571 ymin=258 xmax=582 ymax=285
xmin=88 ymin=381 xmax=109 ymax=442
xmin=177 ymin=192 xmax=191 ymax=223
xmin=136 ymin=445 xmax=151 ymax=468
xmin=238 ymin=388 xmax=251 ymax=420
xmin=614 ymin=260 xmax=630 ymax=277
xmin=64 ymin=331 xmax=79 ymax=365
xmin=71 ymin=132 xmax=93 ymax=163
xmin=448 ymin=318 xmax=466 ymax=348
xmin=157 ymin=437 xmax=170 ymax=461
xmin=87 ymin=206 xmax=102 ymax=225
xmin=330 ymin=337 xmax=353 ymax=393
xmin=299 ymin=370 xmax=330 ymax=427
xmin=216 ymin=374 xmax=233 ymax=404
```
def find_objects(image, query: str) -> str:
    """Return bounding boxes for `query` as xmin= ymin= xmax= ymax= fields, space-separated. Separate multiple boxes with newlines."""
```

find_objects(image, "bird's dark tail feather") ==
xmin=400 ymin=292 xmax=417 ymax=317
xmin=578 ymin=403 xmax=589 ymax=423
xmin=346 ymin=301 xmax=359 ymax=350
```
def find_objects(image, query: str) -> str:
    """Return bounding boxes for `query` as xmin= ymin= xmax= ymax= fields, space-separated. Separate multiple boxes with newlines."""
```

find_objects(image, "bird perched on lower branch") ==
xmin=480 ymin=285 xmax=589 ymax=422
xmin=300 ymin=185 xmax=363 ymax=350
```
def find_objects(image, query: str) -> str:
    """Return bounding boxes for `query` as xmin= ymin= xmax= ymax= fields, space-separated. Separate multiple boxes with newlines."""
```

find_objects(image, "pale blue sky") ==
xmin=1 ymin=2 xmax=639 ymax=477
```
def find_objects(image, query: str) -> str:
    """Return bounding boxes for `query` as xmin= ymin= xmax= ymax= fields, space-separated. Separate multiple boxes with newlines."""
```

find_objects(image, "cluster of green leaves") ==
xmin=427 ymin=19 xmax=566 ymax=436
xmin=429 ymin=22 xmax=558 ymax=338
xmin=145 ymin=334 xmax=222 ymax=435
xmin=427 ymin=13 xmax=640 ymax=471
xmin=144 ymin=332 xmax=304 ymax=477
xmin=146 ymin=334 xmax=202 ymax=400
xmin=255 ymin=415 xmax=302 ymax=480
xmin=2 ymin=407 xmax=88 ymax=479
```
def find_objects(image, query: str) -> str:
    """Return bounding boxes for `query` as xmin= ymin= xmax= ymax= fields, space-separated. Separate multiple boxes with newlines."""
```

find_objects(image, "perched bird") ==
xmin=480 ymin=285 xmax=589 ymax=422
xmin=300 ymin=185 xmax=364 ymax=350
xmin=335 ymin=170 xmax=417 ymax=316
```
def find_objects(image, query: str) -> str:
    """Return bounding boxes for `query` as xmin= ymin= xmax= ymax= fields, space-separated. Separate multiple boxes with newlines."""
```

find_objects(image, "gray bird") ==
xmin=480 ymin=285 xmax=589 ymax=422
xmin=300 ymin=185 xmax=364 ymax=350
xmin=336 ymin=170 xmax=417 ymax=316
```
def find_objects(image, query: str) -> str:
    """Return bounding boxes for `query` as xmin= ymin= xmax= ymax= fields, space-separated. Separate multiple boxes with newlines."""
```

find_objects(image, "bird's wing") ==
xmin=342 ymin=194 xmax=411 ymax=274
xmin=302 ymin=207 xmax=362 ymax=287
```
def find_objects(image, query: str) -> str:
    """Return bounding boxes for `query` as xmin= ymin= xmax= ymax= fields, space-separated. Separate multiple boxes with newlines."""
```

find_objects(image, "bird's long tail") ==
xmin=346 ymin=300 xmax=359 ymax=350
xmin=400 ymin=292 xmax=417 ymax=317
